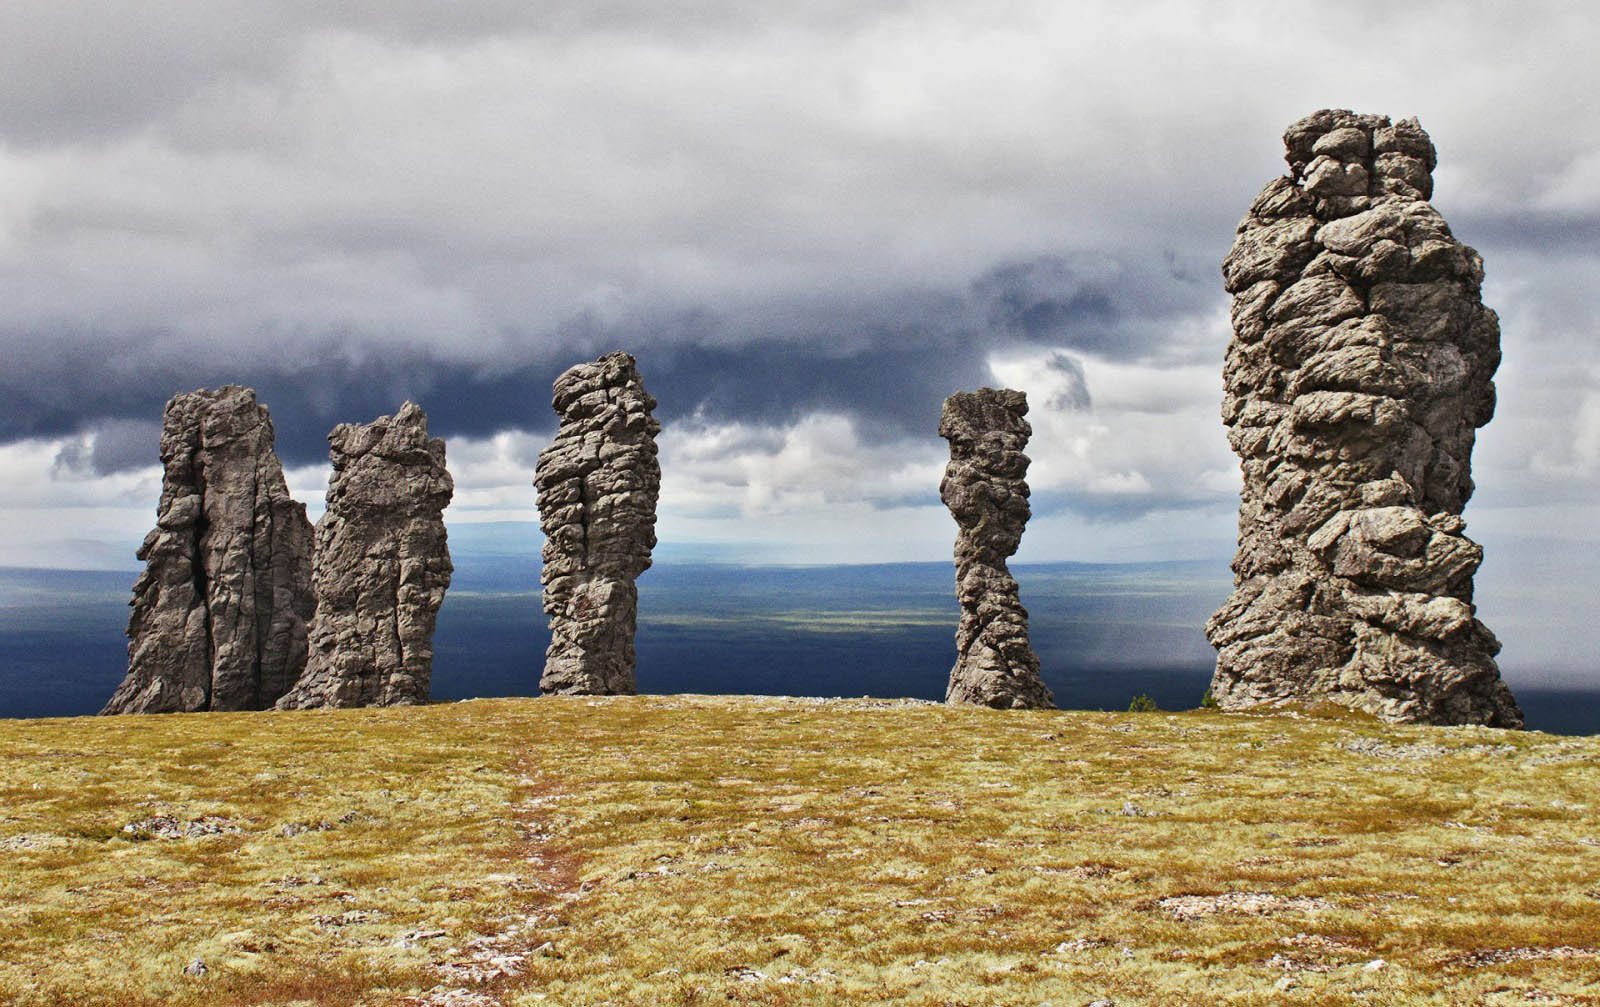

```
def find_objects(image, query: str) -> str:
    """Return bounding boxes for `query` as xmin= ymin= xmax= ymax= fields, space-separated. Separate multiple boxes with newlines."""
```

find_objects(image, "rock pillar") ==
xmin=940 ymin=388 xmax=1054 ymax=709
xmin=534 ymin=352 xmax=662 ymax=695
xmin=1205 ymin=109 xmax=1521 ymax=727
xmin=103 ymin=386 xmax=314 ymax=714
xmin=277 ymin=402 xmax=453 ymax=709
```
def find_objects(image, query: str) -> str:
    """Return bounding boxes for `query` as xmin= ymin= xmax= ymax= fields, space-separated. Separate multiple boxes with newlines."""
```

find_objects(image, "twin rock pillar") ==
xmin=940 ymin=389 xmax=1054 ymax=709
xmin=107 ymin=395 xmax=454 ymax=714
xmin=278 ymin=403 xmax=454 ymax=709
xmin=1205 ymin=109 xmax=1522 ymax=727
xmin=534 ymin=352 xmax=662 ymax=695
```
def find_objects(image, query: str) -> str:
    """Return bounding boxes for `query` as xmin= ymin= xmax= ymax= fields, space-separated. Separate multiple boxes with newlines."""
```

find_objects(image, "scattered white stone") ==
xmin=393 ymin=929 xmax=448 ymax=949
xmin=280 ymin=821 xmax=334 ymax=838
xmin=1341 ymin=738 xmax=1448 ymax=760
xmin=1158 ymin=892 xmax=1332 ymax=920
xmin=1452 ymin=946 xmax=1600 ymax=967
xmin=124 ymin=815 xmax=242 ymax=840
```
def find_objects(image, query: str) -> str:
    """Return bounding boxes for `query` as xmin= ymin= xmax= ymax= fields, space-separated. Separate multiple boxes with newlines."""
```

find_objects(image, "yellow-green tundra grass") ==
xmin=1 ymin=696 xmax=1597 ymax=1005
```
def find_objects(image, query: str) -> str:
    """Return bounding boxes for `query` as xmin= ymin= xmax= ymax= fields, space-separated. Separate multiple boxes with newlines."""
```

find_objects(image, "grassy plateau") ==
xmin=0 ymin=695 xmax=1597 ymax=1005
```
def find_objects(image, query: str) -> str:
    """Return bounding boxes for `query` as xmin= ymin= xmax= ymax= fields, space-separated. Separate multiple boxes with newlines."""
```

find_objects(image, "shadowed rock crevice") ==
xmin=277 ymin=402 xmax=453 ymax=709
xmin=940 ymin=388 xmax=1054 ymax=710
xmin=103 ymin=386 xmax=314 ymax=714
xmin=535 ymin=352 xmax=661 ymax=696
xmin=1205 ymin=109 xmax=1522 ymax=727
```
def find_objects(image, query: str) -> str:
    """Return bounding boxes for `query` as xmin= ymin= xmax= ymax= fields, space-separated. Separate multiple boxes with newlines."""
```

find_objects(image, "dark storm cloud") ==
xmin=972 ymin=257 xmax=1118 ymax=344
xmin=50 ymin=420 xmax=161 ymax=479
xmin=1042 ymin=353 xmax=1091 ymax=412
xmin=0 ymin=250 xmax=1213 ymax=469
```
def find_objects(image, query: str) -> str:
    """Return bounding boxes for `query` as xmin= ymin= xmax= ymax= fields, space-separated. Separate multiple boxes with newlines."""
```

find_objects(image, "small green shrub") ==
xmin=1200 ymin=689 xmax=1219 ymax=709
xmin=1127 ymin=693 xmax=1159 ymax=713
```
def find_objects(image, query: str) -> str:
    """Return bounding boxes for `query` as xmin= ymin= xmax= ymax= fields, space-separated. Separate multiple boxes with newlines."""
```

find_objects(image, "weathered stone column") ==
xmin=1205 ymin=109 xmax=1522 ymax=727
xmin=103 ymin=386 xmax=314 ymax=714
xmin=940 ymin=388 xmax=1054 ymax=709
xmin=534 ymin=352 xmax=661 ymax=695
xmin=277 ymin=402 xmax=453 ymax=709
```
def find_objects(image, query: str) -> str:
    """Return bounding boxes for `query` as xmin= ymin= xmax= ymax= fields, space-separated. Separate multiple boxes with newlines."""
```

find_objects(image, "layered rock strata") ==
xmin=277 ymin=402 xmax=453 ymax=709
xmin=534 ymin=352 xmax=661 ymax=695
xmin=1205 ymin=109 xmax=1522 ymax=727
xmin=940 ymin=388 xmax=1054 ymax=709
xmin=103 ymin=386 xmax=314 ymax=714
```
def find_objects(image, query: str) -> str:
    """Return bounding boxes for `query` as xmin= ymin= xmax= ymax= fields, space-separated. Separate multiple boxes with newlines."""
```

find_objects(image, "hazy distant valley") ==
xmin=5 ymin=537 xmax=1596 ymax=734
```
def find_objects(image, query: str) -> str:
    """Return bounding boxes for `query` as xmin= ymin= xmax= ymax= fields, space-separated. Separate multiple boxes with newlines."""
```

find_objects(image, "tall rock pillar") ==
xmin=103 ymin=386 xmax=314 ymax=714
xmin=1205 ymin=109 xmax=1522 ymax=727
xmin=534 ymin=352 xmax=661 ymax=695
xmin=940 ymin=388 xmax=1054 ymax=709
xmin=277 ymin=402 xmax=453 ymax=709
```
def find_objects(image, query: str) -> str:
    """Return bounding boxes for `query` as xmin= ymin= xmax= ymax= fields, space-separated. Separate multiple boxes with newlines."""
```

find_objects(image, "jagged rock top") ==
xmin=1206 ymin=110 xmax=1520 ymax=727
xmin=102 ymin=385 xmax=314 ymax=714
xmin=324 ymin=401 xmax=454 ymax=515
xmin=940 ymin=388 xmax=1033 ymax=560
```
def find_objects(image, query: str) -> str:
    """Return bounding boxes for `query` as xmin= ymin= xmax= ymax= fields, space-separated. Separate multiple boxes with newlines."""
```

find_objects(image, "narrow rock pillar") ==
xmin=940 ymin=388 xmax=1054 ymax=709
xmin=534 ymin=352 xmax=661 ymax=695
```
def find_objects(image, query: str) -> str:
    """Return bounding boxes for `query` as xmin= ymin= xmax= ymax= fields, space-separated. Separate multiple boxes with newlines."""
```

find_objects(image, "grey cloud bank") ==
xmin=1 ymin=1 xmax=1597 ymax=653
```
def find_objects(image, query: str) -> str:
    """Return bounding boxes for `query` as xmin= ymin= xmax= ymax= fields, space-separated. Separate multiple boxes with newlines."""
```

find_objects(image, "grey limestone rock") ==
xmin=534 ymin=352 xmax=661 ymax=695
xmin=102 ymin=386 xmax=314 ymax=714
xmin=940 ymin=388 xmax=1054 ymax=709
xmin=276 ymin=402 xmax=453 ymax=709
xmin=1206 ymin=109 xmax=1522 ymax=727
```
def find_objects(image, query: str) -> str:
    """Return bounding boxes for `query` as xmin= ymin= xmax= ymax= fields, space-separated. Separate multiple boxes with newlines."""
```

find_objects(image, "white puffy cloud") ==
xmin=987 ymin=343 xmax=1237 ymax=517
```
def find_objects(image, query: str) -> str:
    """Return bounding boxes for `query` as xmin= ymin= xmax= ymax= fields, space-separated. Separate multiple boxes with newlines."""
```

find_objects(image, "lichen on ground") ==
xmin=0 ymin=695 xmax=1596 ymax=1004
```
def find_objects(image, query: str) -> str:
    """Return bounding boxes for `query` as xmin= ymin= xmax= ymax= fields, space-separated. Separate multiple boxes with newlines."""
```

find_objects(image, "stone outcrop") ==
xmin=534 ymin=352 xmax=661 ymax=695
xmin=940 ymin=388 xmax=1054 ymax=709
xmin=103 ymin=386 xmax=314 ymax=714
xmin=277 ymin=402 xmax=453 ymax=709
xmin=1205 ymin=109 xmax=1522 ymax=727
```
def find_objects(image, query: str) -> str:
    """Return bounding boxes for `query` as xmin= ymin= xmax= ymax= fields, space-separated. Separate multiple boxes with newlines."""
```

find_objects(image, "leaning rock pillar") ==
xmin=277 ymin=402 xmax=453 ymax=709
xmin=534 ymin=352 xmax=661 ymax=695
xmin=1205 ymin=109 xmax=1522 ymax=727
xmin=940 ymin=388 xmax=1054 ymax=709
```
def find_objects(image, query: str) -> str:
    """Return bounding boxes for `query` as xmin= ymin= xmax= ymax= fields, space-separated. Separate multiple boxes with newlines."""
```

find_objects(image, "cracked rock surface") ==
xmin=940 ymin=388 xmax=1054 ymax=709
xmin=534 ymin=352 xmax=661 ymax=695
xmin=277 ymin=402 xmax=453 ymax=709
xmin=103 ymin=386 xmax=314 ymax=714
xmin=1205 ymin=109 xmax=1521 ymax=727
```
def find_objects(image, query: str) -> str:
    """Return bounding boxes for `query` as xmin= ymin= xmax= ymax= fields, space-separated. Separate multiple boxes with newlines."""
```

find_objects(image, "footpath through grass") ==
xmin=0 ymin=695 xmax=1597 ymax=1005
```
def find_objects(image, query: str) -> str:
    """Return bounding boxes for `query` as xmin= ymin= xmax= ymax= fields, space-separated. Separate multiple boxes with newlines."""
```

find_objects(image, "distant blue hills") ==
xmin=2 ymin=556 xmax=1595 ymax=734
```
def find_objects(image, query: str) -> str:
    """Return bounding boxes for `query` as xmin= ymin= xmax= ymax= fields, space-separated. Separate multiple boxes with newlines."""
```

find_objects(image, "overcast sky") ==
xmin=3 ymin=1 xmax=1598 ymax=682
